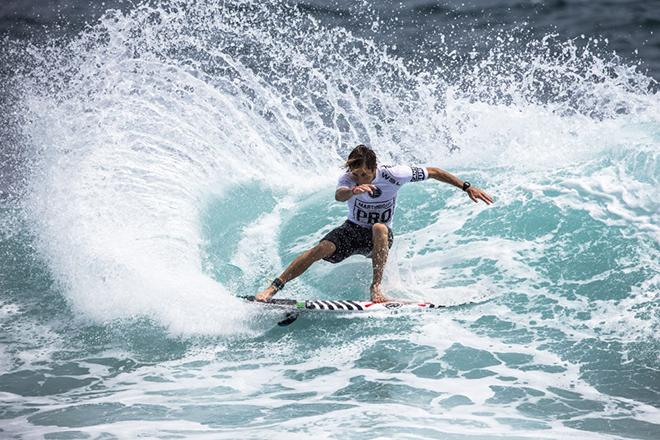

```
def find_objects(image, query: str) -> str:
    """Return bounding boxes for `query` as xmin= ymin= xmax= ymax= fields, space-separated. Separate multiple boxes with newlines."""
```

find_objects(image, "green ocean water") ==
xmin=0 ymin=1 xmax=658 ymax=438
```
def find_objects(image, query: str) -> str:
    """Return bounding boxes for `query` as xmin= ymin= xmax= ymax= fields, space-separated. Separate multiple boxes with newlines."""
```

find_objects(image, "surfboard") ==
xmin=240 ymin=295 xmax=448 ymax=326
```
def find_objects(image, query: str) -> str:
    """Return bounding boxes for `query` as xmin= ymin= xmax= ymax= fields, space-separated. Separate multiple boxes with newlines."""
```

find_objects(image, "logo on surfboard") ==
xmin=384 ymin=302 xmax=403 ymax=309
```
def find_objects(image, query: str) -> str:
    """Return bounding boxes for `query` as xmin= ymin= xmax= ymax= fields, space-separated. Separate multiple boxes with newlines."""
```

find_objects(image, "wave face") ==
xmin=0 ymin=0 xmax=658 ymax=438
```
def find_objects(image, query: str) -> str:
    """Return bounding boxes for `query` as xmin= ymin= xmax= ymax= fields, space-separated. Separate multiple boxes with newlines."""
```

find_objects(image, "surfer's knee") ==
xmin=372 ymin=223 xmax=388 ymax=238
xmin=310 ymin=240 xmax=336 ymax=260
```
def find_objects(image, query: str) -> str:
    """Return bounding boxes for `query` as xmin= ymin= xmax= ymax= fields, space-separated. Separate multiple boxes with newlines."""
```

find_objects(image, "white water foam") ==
xmin=10 ymin=0 xmax=657 ymax=339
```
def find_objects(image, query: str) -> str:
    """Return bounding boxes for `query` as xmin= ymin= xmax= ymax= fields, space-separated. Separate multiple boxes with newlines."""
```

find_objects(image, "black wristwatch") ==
xmin=462 ymin=181 xmax=471 ymax=192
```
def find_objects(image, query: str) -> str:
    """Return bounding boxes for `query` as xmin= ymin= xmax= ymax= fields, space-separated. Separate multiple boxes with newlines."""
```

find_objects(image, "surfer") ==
xmin=256 ymin=144 xmax=493 ymax=303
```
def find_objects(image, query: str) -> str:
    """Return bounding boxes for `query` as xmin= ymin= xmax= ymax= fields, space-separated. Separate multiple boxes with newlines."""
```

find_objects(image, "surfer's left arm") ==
xmin=426 ymin=167 xmax=494 ymax=205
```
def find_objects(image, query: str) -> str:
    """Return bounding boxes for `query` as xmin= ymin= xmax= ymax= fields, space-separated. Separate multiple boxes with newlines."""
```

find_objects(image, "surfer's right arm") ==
xmin=335 ymin=185 xmax=376 ymax=201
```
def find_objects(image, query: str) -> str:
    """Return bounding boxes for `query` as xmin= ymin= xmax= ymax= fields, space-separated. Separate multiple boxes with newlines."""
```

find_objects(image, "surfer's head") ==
xmin=345 ymin=144 xmax=377 ymax=183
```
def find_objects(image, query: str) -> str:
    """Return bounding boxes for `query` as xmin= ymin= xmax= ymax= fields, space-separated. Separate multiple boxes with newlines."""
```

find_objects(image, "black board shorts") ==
xmin=320 ymin=220 xmax=394 ymax=263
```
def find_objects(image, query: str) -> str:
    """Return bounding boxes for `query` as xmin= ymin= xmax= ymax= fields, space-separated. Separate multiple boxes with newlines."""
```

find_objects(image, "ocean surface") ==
xmin=1 ymin=0 xmax=659 ymax=438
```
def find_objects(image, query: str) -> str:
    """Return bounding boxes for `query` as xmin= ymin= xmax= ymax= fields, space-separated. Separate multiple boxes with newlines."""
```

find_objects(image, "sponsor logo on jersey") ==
xmin=368 ymin=186 xmax=382 ymax=198
xmin=411 ymin=166 xmax=425 ymax=182
xmin=353 ymin=198 xmax=395 ymax=224
xmin=355 ymin=199 xmax=394 ymax=210
xmin=380 ymin=169 xmax=399 ymax=186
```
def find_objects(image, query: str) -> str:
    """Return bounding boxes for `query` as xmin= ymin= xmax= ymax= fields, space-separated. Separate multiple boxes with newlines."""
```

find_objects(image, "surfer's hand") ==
xmin=352 ymin=184 xmax=377 ymax=196
xmin=255 ymin=288 xmax=275 ymax=302
xmin=467 ymin=187 xmax=493 ymax=205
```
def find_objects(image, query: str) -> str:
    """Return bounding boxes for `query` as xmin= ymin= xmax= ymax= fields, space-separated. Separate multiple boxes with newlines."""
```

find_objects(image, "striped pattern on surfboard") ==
xmin=304 ymin=300 xmax=365 ymax=310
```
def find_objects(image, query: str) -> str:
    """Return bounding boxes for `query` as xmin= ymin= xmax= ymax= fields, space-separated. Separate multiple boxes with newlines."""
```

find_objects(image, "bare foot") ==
xmin=370 ymin=284 xmax=391 ymax=303
xmin=255 ymin=286 xmax=277 ymax=302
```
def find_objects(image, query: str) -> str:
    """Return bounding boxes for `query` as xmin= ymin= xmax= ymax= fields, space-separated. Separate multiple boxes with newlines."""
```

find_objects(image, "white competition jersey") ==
xmin=337 ymin=165 xmax=428 ymax=228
